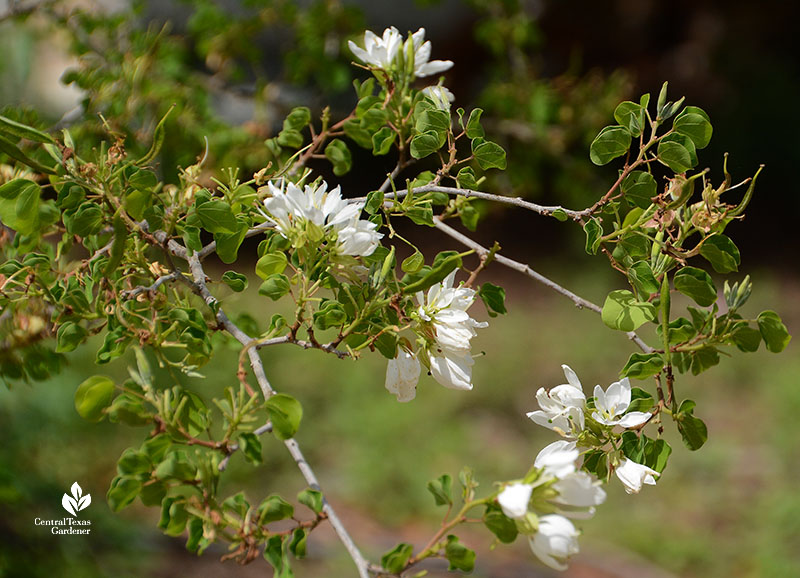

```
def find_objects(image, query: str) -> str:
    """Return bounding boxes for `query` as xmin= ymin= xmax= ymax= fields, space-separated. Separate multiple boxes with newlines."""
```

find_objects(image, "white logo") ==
xmin=62 ymin=482 xmax=91 ymax=516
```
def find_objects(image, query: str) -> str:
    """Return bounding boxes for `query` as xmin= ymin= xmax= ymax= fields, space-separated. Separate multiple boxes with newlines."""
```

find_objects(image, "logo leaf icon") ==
xmin=62 ymin=493 xmax=78 ymax=516
xmin=77 ymin=494 xmax=91 ymax=511
xmin=62 ymin=482 xmax=91 ymax=516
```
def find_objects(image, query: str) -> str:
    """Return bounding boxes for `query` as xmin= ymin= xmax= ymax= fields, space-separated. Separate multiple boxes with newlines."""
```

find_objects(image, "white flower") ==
xmin=592 ymin=377 xmax=650 ymax=428
xmin=385 ymin=350 xmax=420 ymax=402
xmin=534 ymin=440 xmax=579 ymax=479
xmin=421 ymin=85 xmax=455 ymax=111
xmin=526 ymin=365 xmax=586 ymax=437
xmin=406 ymin=28 xmax=454 ymax=78
xmin=497 ymin=483 xmax=534 ymax=520
xmin=337 ymin=219 xmax=382 ymax=256
xmin=262 ymin=180 xmax=382 ymax=257
xmin=551 ymin=471 xmax=607 ymax=516
xmin=529 ymin=514 xmax=580 ymax=571
xmin=614 ymin=458 xmax=659 ymax=494
xmin=416 ymin=271 xmax=487 ymax=390
xmin=348 ymin=27 xmax=403 ymax=70
xmin=429 ymin=351 xmax=474 ymax=391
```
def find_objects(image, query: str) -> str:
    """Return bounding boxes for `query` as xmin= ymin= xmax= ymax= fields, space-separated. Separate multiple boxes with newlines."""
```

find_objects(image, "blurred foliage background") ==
xmin=0 ymin=0 xmax=798 ymax=576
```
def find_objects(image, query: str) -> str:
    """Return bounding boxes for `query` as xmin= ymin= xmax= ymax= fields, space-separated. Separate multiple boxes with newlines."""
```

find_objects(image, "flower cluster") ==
xmin=527 ymin=365 xmax=661 ymax=495
xmin=385 ymin=271 xmax=487 ymax=401
xmin=262 ymin=179 xmax=382 ymax=257
xmin=496 ymin=440 xmax=606 ymax=570
xmin=348 ymin=26 xmax=453 ymax=80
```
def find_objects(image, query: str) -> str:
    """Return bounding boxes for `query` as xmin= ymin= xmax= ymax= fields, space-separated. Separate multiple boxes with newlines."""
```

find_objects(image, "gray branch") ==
xmin=432 ymin=217 xmax=655 ymax=354
xmin=350 ymin=184 xmax=590 ymax=220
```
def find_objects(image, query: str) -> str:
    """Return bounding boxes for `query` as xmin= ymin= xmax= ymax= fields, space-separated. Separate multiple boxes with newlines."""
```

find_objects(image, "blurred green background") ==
xmin=1 ymin=0 xmax=798 ymax=576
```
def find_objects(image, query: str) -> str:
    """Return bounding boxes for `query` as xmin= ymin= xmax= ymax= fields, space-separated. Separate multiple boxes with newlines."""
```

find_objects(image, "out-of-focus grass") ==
xmin=2 ymin=266 xmax=797 ymax=577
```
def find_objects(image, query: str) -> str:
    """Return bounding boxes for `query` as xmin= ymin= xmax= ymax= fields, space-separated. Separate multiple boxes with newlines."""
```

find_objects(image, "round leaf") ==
xmin=74 ymin=375 xmax=115 ymax=422
xmin=589 ymin=125 xmax=632 ymax=165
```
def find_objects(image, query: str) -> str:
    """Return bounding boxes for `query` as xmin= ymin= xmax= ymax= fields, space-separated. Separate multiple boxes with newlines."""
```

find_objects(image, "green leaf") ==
xmin=0 ymin=179 xmax=41 ymax=234
xmin=185 ymin=517 xmax=204 ymax=553
xmin=444 ymin=535 xmax=475 ymax=572
xmin=601 ymin=290 xmax=657 ymax=331
xmin=478 ymin=282 xmax=507 ymax=316
xmin=589 ymin=125 xmax=631 ymax=165
xmin=312 ymin=300 xmax=346 ymax=330
xmin=643 ymin=438 xmax=672 ymax=473
xmin=238 ymin=433 xmax=262 ymax=465
xmin=661 ymin=132 xmax=697 ymax=166
xmin=472 ymin=139 xmax=507 ymax=170
xmin=401 ymin=251 xmax=424 ymax=274
xmin=289 ymin=528 xmax=307 ymax=559
xmin=731 ymin=325 xmax=761 ymax=352
xmin=381 ymin=543 xmax=413 ymax=574
xmin=256 ymin=253 xmax=288 ymax=279
xmin=56 ymin=321 xmax=88 ymax=353
xmin=415 ymin=106 xmax=450 ymax=139
xmin=676 ymin=399 xmax=707 ymax=450
xmin=259 ymin=495 xmax=294 ymax=524
xmin=106 ymin=476 xmax=142 ymax=512
xmin=757 ymin=311 xmax=791 ymax=353
xmin=135 ymin=106 xmax=172 ymax=165
xmin=456 ymin=166 xmax=478 ymax=190
xmin=0 ymin=114 xmax=55 ymax=144
xmin=401 ymin=251 xmax=462 ymax=294
xmin=614 ymin=101 xmax=644 ymax=137
xmin=67 ymin=201 xmax=104 ymax=237
xmin=483 ymin=505 xmax=518 ymax=543
xmin=459 ymin=202 xmax=479 ymax=231
xmin=0 ymin=134 xmax=56 ymax=175
xmin=621 ymin=171 xmax=657 ymax=209
xmin=221 ymin=271 xmax=248 ymax=292
xmin=410 ymin=130 xmax=442 ymax=159
xmin=297 ymin=488 xmax=323 ymax=514
xmin=583 ymin=218 xmax=602 ymax=255
xmin=214 ymin=220 xmax=248 ymax=264
xmin=657 ymin=317 xmax=697 ymax=345
xmin=342 ymin=119 xmax=373 ymax=149
xmin=74 ymin=375 xmax=115 ymax=422
xmin=259 ymin=274 xmax=291 ymax=300
xmin=364 ymin=190 xmax=385 ymax=214
xmin=263 ymin=535 xmax=294 ymax=578
xmin=699 ymin=234 xmax=740 ymax=273
xmin=371 ymin=127 xmax=395 ymax=156
xmin=266 ymin=393 xmax=303 ymax=440
xmin=277 ymin=129 xmax=304 ymax=149
xmin=116 ymin=449 xmax=152 ymax=476
xmin=674 ymin=107 xmax=713 ymax=149
xmin=324 ymin=138 xmax=353 ymax=175
xmin=674 ymin=266 xmax=717 ymax=307
xmin=657 ymin=139 xmax=693 ymax=173
xmin=283 ymin=107 xmax=312 ymax=131
xmin=628 ymin=387 xmax=655 ymax=412
xmin=621 ymin=352 xmax=663 ymax=379
xmin=196 ymin=200 xmax=239 ymax=234
xmin=466 ymin=108 xmax=484 ymax=138
xmin=628 ymin=261 xmax=659 ymax=297
xmin=154 ymin=451 xmax=197 ymax=481
xmin=426 ymin=474 xmax=453 ymax=506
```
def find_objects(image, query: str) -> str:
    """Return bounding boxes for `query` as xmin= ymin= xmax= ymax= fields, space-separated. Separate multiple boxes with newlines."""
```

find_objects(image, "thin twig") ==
xmin=121 ymin=271 xmax=182 ymax=299
xmin=349 ymin=184 xmax=589 ymax=220
xmin=431 ymin=218 xmax=655 ymax=354
xmin=176 ymin=251 xmax=371 ymax=577
xmin=218 ymin=422 xmax=273 ymax=471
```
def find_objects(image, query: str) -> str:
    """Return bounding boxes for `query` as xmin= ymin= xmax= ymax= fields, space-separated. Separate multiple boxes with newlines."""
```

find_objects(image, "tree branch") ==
xmin=172 ymin=249 xmax=371 ymax=577
xmin=431 ymin=218 xmax=655 ymax=354
xmin=350 ymin=184 xmax=590 ymax=220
